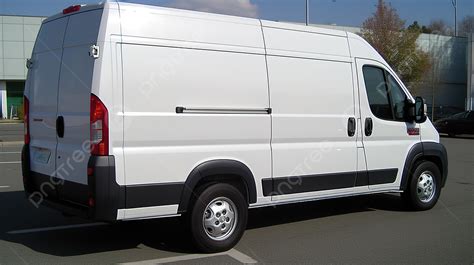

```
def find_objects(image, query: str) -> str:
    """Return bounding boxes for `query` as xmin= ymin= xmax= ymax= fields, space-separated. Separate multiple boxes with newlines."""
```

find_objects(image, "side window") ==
xmin=362 ymin=66 xmax=392 ymax=120
xmin=387 ymin=74 xmax=408 ymax=121
xmin=363 ymin=66 xmax=408 ymax=122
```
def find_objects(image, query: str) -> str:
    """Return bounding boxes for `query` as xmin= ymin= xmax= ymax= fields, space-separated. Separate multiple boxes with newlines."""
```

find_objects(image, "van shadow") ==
xmin=247 ymin=193 xmax=408 ymax=229
xmin=0 ymin=191 xmax=408 ymax=256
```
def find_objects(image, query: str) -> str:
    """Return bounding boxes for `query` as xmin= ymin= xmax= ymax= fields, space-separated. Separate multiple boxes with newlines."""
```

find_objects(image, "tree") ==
xmin=407 ymin=21 xmax=421 ymax=32
xmin=426 ymin=20 xmax=453 ymax=36
xmin=421 ymin=26 xmax=432 ymax=34
xmin=459 ymin=15 xmax=474 ymax=37
xmin=361 ymin=0 xmax=431 ymax=87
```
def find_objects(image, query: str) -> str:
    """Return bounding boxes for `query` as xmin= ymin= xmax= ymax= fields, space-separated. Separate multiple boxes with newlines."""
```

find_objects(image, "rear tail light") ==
xmin=63 ymin=5 xmax=81 ymax=14
xmin=24 ymin=96 xmax=30 ymax=145
xmin=90 ymin=94 xmax=109 ymax=156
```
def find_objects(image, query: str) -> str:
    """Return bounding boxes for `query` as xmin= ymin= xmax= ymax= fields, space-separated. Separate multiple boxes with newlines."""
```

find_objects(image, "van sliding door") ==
xmin=267 ymin=56 xmax=360 ymax=200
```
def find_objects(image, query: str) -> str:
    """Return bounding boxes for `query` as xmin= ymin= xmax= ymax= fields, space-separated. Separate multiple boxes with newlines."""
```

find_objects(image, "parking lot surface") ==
xmin=0 ymin=123 xmax=472 ymax=264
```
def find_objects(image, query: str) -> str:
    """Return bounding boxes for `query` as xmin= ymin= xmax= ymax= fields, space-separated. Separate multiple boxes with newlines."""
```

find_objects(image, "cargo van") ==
xmin=22 ymin=1 xmax=448 ymax=252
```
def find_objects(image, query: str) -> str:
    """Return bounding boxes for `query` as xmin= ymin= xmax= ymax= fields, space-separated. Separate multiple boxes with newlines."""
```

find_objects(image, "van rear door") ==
xmin=55 ymin=9 xmax=103 ymax=205
xmin=27 ymin=18 xmax=68 ymax=190
xmin=26 ymin=8 xmax=103 ymax=206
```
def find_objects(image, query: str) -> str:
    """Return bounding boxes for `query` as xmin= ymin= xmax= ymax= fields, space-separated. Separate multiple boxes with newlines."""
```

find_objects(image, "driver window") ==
xmin=362 ymin=65 xmax=409 ymax=122
xmin=387 ymin=74 xmax=408 ymax=121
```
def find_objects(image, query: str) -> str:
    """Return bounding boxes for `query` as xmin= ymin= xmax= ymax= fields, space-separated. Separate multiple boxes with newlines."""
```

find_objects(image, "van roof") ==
xmin=40 ymin=2 xmax=383 ymax=63
xmin=44 ymin=1 xmax=350 ymax=38
xmin=116 ymin=1 xmax=349 ymax=37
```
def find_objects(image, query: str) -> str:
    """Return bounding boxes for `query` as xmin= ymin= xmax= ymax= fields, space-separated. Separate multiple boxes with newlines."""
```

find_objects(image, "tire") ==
xmin=188 ymin=183 xmax=248 ymax=253
xmin=402 ymin=161 xmax=442 ymax=211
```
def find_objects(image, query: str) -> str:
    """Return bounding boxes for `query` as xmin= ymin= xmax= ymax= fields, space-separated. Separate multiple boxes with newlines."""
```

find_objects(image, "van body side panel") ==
xmin=117 ymin=4 xmax=271 ymax=217
xmin=121 ymin=43 xmax=271 ymax=189
xmin=262 ymin=27 xmax=350 ymax=59
xmin=121 ymin=43 xmax=271 ymax=214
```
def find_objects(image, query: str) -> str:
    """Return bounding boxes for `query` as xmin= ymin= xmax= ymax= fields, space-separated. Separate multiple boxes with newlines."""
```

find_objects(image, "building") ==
xmin=468 ymin=33 xmax=474 ymax=111
xmin=0 ymin=16 xmax=473 ymax=119
xmin=0 ymin=15 xmax=45 ymax=119
xmin=415 ymin=33 xmax=469 ymax=116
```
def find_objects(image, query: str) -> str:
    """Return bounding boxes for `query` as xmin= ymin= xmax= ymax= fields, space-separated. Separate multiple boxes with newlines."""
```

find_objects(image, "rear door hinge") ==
xmin=89 ymin=45 xmax=100 ymax=59
xmin=26 ymin=58 xmax=34 ymax=69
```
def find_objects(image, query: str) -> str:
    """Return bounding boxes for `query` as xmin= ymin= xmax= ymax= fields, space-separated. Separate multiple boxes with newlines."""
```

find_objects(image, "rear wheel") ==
xmin=402 ymin=161 xmax=441 ymax=211
xmin=188 ymin=183 xmax=248 ymax=253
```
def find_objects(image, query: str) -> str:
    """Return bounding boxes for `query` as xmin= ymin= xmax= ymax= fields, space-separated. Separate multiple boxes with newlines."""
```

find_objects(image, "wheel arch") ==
xmin=178 ymin=159 xmax=257 ymax=213
xmin=400 ymin=142 xmax=448 ymax=191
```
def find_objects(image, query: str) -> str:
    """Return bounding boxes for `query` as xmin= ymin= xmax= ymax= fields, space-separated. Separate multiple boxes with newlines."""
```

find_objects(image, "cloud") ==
xmin=167 ymin=0 xmax=258 ymax=18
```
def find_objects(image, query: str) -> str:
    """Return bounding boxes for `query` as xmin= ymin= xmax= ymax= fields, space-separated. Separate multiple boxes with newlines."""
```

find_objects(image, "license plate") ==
xmin=34 ymin=149 xmax=51 ymax=164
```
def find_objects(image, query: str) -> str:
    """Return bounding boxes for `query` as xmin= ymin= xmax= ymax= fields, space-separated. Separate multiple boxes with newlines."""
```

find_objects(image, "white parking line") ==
xmin=7 ymin=223 xmax=107 ymax=235
xmin=227 ymin=249 xmax=259 ymax=264
xmin=0 ymin=152 xmax=21 ymax=154
xmin=0 ymin=186 xmax=10 ymax=189
xmin=120 ymin=248 xmax=258 ymax=264
xmin=0 ymin=161 xmax=21 ymax=164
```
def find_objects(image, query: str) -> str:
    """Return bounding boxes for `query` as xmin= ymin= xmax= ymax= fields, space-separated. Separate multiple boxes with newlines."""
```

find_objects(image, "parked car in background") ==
xmin=434 ymin=111 xmax=474 ymax=137
xmin=427 ymin=105 xmax=465 ymax=122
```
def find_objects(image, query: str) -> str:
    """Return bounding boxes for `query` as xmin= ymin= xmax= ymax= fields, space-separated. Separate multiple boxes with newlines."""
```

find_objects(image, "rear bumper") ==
xmin=21 ymin=145 xmax=124 ymax=222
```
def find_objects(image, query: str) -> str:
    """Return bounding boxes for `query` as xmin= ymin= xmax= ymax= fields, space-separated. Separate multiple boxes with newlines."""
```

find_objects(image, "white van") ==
xmin=22 ymin=2 xmax=448 ymax=252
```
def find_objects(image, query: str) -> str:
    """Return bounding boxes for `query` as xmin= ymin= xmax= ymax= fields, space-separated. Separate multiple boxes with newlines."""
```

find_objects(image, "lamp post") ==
xmin=306 ymin=0 xmax=310 ymax=26
xmin=452 ymin=0 xmax=457 ymax=36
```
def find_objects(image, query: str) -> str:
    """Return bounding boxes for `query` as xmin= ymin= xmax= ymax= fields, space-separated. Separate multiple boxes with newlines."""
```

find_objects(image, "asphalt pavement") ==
xmin=0 ymin=122 xmax=472 ymax=264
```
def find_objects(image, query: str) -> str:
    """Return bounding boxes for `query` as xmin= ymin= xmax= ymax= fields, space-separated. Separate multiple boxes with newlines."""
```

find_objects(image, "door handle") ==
xmin=56 ymin=116 xmax=65 ymax=138
xmin=348 ymin=117 xmax=356 ymax=137
xmin=365 ymin=118 xmax=373 ymax=137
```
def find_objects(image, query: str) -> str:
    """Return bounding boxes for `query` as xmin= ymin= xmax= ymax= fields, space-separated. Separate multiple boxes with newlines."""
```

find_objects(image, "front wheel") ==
xmin=188 ymin=183 xmax=248 ymax=253
xmin=402 ymin=161 xmax=442 ymax=211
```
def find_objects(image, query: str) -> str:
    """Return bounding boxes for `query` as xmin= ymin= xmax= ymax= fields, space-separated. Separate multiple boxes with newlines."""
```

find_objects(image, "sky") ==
xmin=0 ymin=0 xmax=472 ymax=28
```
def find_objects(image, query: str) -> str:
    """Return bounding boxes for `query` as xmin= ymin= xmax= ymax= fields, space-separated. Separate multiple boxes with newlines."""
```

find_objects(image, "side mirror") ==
xmin=414 ymin=97 xmax=427 ymax=123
